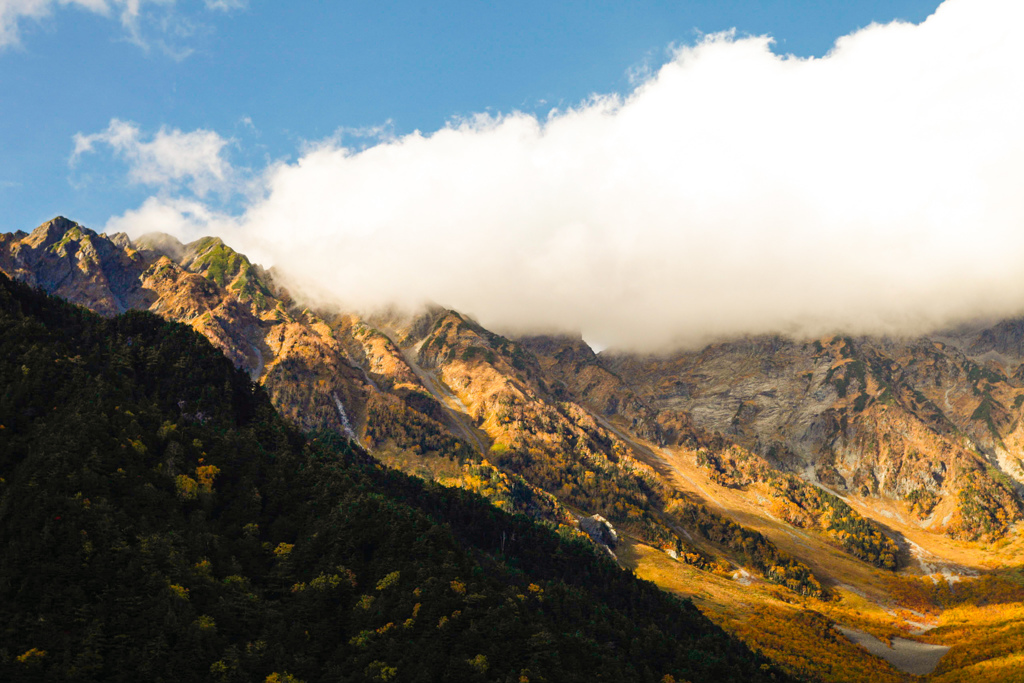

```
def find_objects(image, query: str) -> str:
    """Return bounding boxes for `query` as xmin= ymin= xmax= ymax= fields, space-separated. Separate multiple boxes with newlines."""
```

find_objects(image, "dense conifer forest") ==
xmin=0 ymin=274 xmax=788 ymax=682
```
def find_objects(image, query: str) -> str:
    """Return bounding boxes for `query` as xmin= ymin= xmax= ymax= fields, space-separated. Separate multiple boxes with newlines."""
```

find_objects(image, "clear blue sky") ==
xmin=0 ymin=1 xmax=942 ymax=233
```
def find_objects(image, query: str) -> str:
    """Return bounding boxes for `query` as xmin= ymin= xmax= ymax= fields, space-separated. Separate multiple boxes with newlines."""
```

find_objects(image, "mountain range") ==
xmin=4 ymin=217 xmax=1024 ymax=682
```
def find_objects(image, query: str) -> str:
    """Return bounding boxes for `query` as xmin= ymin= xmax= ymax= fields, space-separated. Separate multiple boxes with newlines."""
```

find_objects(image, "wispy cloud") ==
xmin=72 ymin=119 xmax=232 ymax=196
xmin=106 ymin=0 xmax=1024 ymax=351
xmin=0 ymin=0 xmax=230 ymax=54
xmin=203 ymin=0 xmax=245 ymax=11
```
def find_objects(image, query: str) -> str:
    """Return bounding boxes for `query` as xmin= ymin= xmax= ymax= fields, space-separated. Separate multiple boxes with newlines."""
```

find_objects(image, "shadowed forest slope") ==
xmin=0 ymin=272 xmax=787 ymax=683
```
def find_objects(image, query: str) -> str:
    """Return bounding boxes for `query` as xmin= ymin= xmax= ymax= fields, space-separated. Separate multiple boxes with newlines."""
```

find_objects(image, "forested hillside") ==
xmin=0 ymin=273 xmax=787 ymax=683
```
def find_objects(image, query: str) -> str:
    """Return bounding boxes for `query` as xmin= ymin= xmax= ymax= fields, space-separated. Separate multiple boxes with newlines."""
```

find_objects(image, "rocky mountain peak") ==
xmin=0 ymin=217 xmax=150 ymax=315
xmin=22 ymin=216 xmax=82 ymax=249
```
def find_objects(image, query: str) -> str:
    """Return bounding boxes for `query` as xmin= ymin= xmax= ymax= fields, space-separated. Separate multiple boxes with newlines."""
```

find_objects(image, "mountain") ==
xmin=0 ymin=271 xmax=786 ymax=682
xmin=5 ymin=217 xmax=1024 ymax=682
xmin=601 ymin=334 xmax=1023 ymax=541
xmin=0 ymin=220 xmax=824 ymax=588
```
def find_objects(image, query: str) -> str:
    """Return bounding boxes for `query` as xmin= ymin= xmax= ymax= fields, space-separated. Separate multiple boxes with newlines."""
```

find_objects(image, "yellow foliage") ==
xmin=273 ymin=542 xmax=294 ymax=558
xmin=175 ymin=474 xmax=198 ymax=500
xmin=349 ymin=630 xmax=374 ymax=647
xmin=157 ymin=421 xmax=178 ymax=440
xmin=468 ymin=654 xmax=489 ymax=673
xmin=168 ymin=583 xmax=189 ymax=600
xmin=196 ymin=464 xmax=220 ymax=493
xmin=307 ymin=573 xmax=339 ymax=591
xmin=223 ymin=575 xmax=251 ymax=589
xmin=365 ymin=661 xmax=398 ymax=681
xmin=450 ymin=579 xmax=467 ymax=595
xmin=193 ymin=558 xmax=213 ymax=579
xmin=195 ymin=615 xmax=216 ymax=632
xmin=16 ymin=648 xmax=46 ymax=663
xmin=265 ymin=673 xmax=304 ymax=683
xmin=376 ymin=570 xmax=400 ymax=591
xmin=210 ymin=660 xmax=231 ymax=676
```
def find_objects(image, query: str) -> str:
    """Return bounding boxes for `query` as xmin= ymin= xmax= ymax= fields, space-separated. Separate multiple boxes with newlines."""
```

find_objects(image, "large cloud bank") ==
xmin=107 ymin=0 xmax=1024 ymax=350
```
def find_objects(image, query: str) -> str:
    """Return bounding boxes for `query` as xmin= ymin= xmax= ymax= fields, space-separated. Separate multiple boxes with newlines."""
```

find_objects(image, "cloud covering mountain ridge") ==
xmin=99 ymin=0 xmax=1024 ymax=350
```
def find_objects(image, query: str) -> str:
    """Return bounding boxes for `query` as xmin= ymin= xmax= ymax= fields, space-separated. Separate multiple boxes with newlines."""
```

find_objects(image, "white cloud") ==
xmin=73 ymin=118 xmax=232 ymax=196
xmin=2 ymin=0 xmax=62 ymax=47
xmin=108 ymin=0 xmax=1024 ymax=351
xmin=0 ymin=0 xmax=223 ymax=52
xmin=105 ymin=195 xmax=232 ymax=240
xmin=203 ymin=0 xmax=245 ymax=11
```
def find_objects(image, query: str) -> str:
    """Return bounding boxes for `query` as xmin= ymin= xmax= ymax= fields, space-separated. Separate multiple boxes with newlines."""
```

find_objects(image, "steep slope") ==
xmin=136 ymin=231 xmax=371 ymax=436
xmin=0 ymin=216 xmax=151 ymax=315
xmin=603 ymin=334 xmax=1023 ymax=542
xmin=521 ymin=336 xmax=1024 ymax=682
xmin=391 ymin=310 xmax=830 ymax=597
xmin=522 ymin=335 xmax=901 ymax=570
xmin=0 ymin=221 xmax=575 ymax=533
xmin=0 ymin=272 xmax=788 ymax=683
xmin=3 ymin=219 xmax=371 ymax=439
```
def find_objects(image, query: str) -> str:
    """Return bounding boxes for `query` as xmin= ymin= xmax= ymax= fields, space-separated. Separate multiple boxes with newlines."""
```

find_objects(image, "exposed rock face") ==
xmin=0 ymin=219 xmax=594 ymax=538
xmin=518 ymin=333 xmax=665 ymax=444
xmin=599 ymin=333 xmax=1024 ymax=540
xmin=0 ymin=217 xmax=152 ymax=315
xmin=579 ymin=514 xmax=618 ymax=547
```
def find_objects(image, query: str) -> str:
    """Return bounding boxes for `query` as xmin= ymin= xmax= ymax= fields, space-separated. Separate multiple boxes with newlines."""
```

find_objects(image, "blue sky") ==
xmin=1 ymin=0 xmax=942 ymax=233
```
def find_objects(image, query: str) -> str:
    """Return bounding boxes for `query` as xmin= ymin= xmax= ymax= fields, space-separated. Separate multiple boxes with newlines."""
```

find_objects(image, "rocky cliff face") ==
xmin=0 ymin=217 xmax=151 ymax=315
xmin=600 ymin=333 xmax=1024 ymax=541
